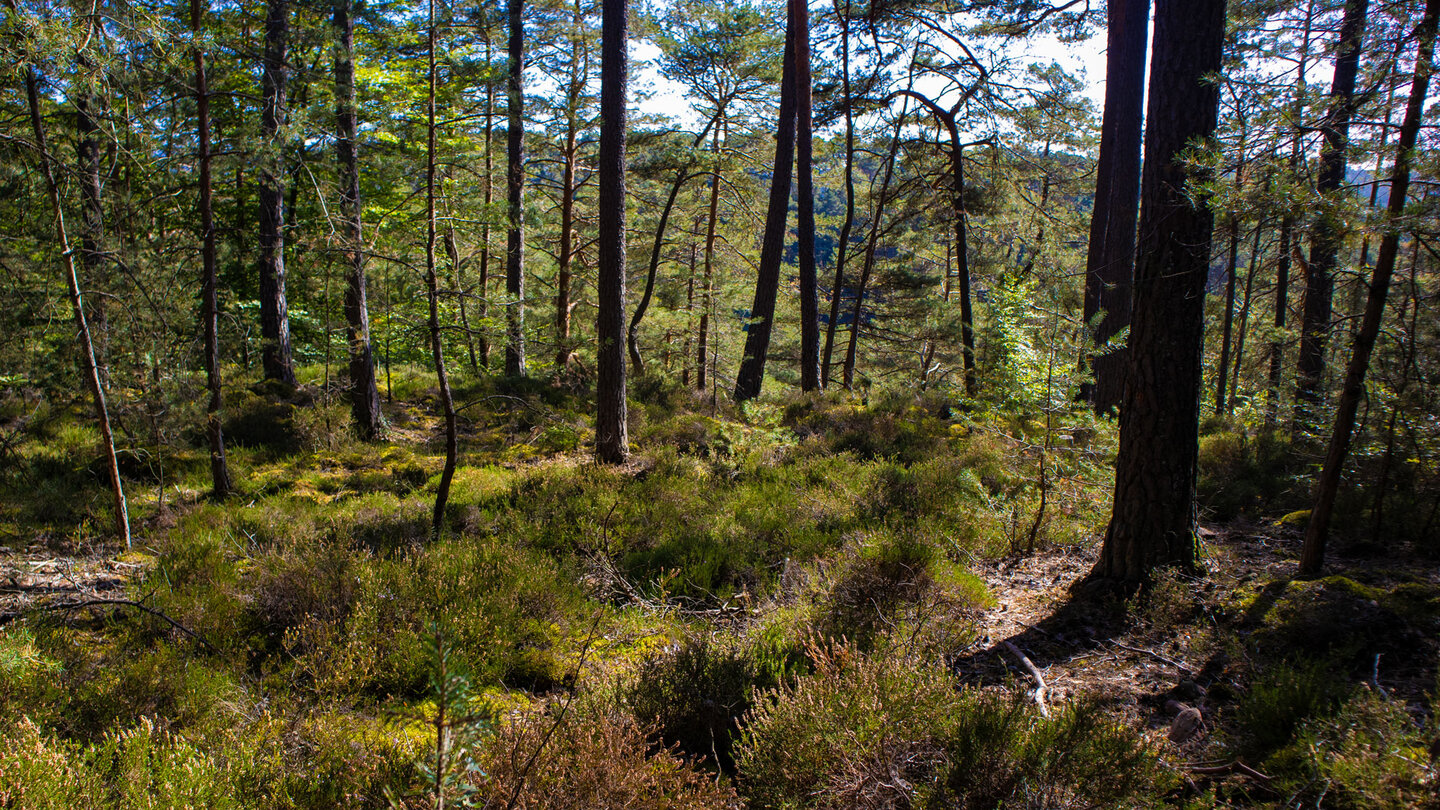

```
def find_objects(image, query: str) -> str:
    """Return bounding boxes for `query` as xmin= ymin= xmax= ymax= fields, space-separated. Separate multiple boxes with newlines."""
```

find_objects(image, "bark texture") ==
xmin=1082 ymin=0 xmax=1148 ymax=413
xmin=596 ymin=0 xmax=629 ymax=463
xmin=336 ymin=0 xmax=384 ymax=439
xmin=259 ymin=0 xmax=296 ymax=386
xmin=1092 ymin=0 xmax=1226 ymax=584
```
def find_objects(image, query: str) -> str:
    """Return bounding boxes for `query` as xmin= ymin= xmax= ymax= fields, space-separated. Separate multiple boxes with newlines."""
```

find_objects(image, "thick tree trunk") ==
xmin=1091 ymin=0 xmax=1226 ymax=585
xmin=335 ymin=0 xmax=384 ymax=439
xmin=426 ymin=1 xmax=457 ymax=541
xmin=192 ymin=0 xmax=233 ymax=499
xmin=258 ymin=0 xmax=297 ymax=386
xmin=24 ymin=65 xmax=131 ymax=546
xmin=821 ymin=5 xmax=855 ymax=389
xmin=1082 ymin=0 xmax=1148 ymax=413
xmin=1295 ymin=0 xmax=1368 ymax=426
xmin=505 ymin=0 xmax=527 ymax=377
xmin=794 ymin=0 xmax=818 ymax=391
xmin=734 ymin=11 xmax=797 ymax=403
xmin=1301 ymin=0 xmax=1437 ymax=576
xmin=596 ymin=0 xmax=629 ymax=463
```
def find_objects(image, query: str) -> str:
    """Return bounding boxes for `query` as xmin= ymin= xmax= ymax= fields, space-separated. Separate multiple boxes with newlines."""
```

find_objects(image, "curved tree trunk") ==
xmin=596 ymin=0 xmax=629 ymax=464
xmin=259 ymin=0 xmax=297 ymax=387
xmin=426 ymin=0 xmax=457 ymax=540
xmin=1301 ymin=0 xmax=1438 ymax=575
xmin=1091 ymin=0 xmax=1226 ymax=585
xmin=1082 ymin=0 xmax=1148 ymax=413
xmin=335 ymin=0 xmax=384 ymax=439
xmin=733 ymin=9 xmax=797 ymax=403
xmin=629 ymin=168 xmax=691 ymax=375
xmin=842 ymin=107 xmax=905 ymax=389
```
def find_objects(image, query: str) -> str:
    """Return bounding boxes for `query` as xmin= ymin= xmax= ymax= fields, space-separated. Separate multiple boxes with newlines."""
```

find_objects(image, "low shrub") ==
xmin=472 ymin=699 xmax=740 ymax=809
xmin=626 ymin=636 xmax=758 ymax=773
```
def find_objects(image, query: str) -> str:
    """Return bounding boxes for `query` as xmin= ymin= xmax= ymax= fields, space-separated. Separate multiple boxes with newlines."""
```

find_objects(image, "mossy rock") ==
xmin=1250 ymin=576 xmax=1440 ymax=670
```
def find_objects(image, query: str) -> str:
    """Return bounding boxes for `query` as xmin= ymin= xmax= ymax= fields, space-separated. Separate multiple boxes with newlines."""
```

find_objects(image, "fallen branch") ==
xmin=0 ymin=597 xmax=217 ymax=653
xmin=1185 ymin=759 xmax=1273 ymax=781
xmin=1002 ymin=640 xmax=1049 ymax=717
xmin=1106 ymin=639 xmax=1194 ymax=676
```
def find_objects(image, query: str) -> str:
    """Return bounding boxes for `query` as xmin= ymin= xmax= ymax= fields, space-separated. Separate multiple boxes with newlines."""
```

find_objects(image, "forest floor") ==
xmin=1 ymin=379 xmax=1437 ymax=807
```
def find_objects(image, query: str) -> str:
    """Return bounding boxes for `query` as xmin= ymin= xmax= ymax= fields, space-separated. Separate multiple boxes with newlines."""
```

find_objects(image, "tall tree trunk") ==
xmin=1301 ymin=0 xmax=1438 ymax=576
xmin=842 ymin=107 xmax=906 ymax=389
xmin=629 ymin=168 xmax=690 ymax=375
xmin=1082 ymin=0 xmax=1148 ymax=413
xmin=950 ymin=136 xmax=976 ymax=396
xmin=696 ymin=130 xmax=722 ymax=392
xmin=505 ymin=0 xmax=527 ymax=377
xmin=426 ymin=0 xmax=458 ymax=540
xmin=556 ymin=120 xmax=577 ymax=369
xmin=1268 ymin=216 xmax=1293 ymax=428
xmin=258 ymin=0 xmax=297 ymax=386
xmin=1295 ymin=0 xmax=1369 ymax=426
xmin=76 ymin=13 xmax=108 ymax=378
xmin=478 ymin=34 xmax=495 ymax=370
xmin=23 ymin=62 xmax=131 ymax=546
xmin=733 ymin=9 xmax=797 ymax=403
xmin=335 ymin=0 xmax=384 ymax=439
xmin=192 ymin=0 xmax=233 ymax=499
xmin=596 ymin=0 xmax=629 ymax=463
xmin=1214 ymin=217 xmax=1240 ymax=414
xmin=1230 ymin=219 xmax=1264 ymax=413
xmin=821 ymin=3 xmax=855 ymax=389
xmin=1090 ymin=0 xmax=1226 ymax=585
xmin=794 ymin=0 xmax=818 ymax=391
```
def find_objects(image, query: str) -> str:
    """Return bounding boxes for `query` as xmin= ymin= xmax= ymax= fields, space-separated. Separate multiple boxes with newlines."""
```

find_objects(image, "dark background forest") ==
xmin=0 ymin=0 xmax=1438 ymax=805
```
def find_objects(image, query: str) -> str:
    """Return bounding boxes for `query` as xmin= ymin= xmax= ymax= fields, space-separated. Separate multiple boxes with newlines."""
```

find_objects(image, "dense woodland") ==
xmin=1 ymin=0 xmax=1439 ymax=805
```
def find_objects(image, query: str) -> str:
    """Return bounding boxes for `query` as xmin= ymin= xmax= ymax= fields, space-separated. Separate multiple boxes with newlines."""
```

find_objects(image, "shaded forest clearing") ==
xmin=1 ymin=375 xmax=1436 ymax=807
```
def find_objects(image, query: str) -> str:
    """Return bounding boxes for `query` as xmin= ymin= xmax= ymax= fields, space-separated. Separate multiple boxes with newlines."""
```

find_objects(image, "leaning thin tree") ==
xmin=1089 ymin=0 xmax=1227 ymax=586
xmin=16 ymin=13 xmax=131 ymax=546
xmin=1300 ymin=0 xmax=1439 ymax=576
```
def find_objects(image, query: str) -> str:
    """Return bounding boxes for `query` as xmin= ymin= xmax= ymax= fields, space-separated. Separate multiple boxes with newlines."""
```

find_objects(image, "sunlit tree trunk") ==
xmin=505 ymin=0 xmax=527 ymax=377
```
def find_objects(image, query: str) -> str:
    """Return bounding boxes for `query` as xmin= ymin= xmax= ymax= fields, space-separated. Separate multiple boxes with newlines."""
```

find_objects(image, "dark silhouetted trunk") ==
xmin=1082 ymin=0 xmax=1148 ymax=413
xmin=505 ymin=0 xmax=527 ymax=377
xmin=734 ymin=10 xmax=797 ymax=403
xmin=795 ymin=0 xmax=818 ymax=390
xmin=76 ymin=13 xmax=108 ymax=377
xmin=1091 ymin=0 xmax=1226 ymax=585
xmin=1295 ymin=0 xmax=1368 ymax=426
xmin=336 ymin=0 xmax=384 ymax=439
xmin=1301 ymin=0 xmax=1437 ymax=576
xmin=821 ymin=4 xmax=855 ymax=389
xmin=259 ymin=0 xmax=296 ymax=386
xmin=842 ymin=107 xmax=905 ymax=389
xmin=1230 ymin=219 xmax=1264 ymax=413
xmin=193 ymin=0 xmax=233 ymax=499
xmin=596 ymin=0 xmax=629 ymax=463
xmin=1214 ymin=217 xmax=1240 ymax=414
xmin=697 ymin=137 xmax=721 ymax=392
xmin=630 ymin=168 xmax=693 ymax=375
xmin=479 ymin=35 xmax=496 ymax=370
